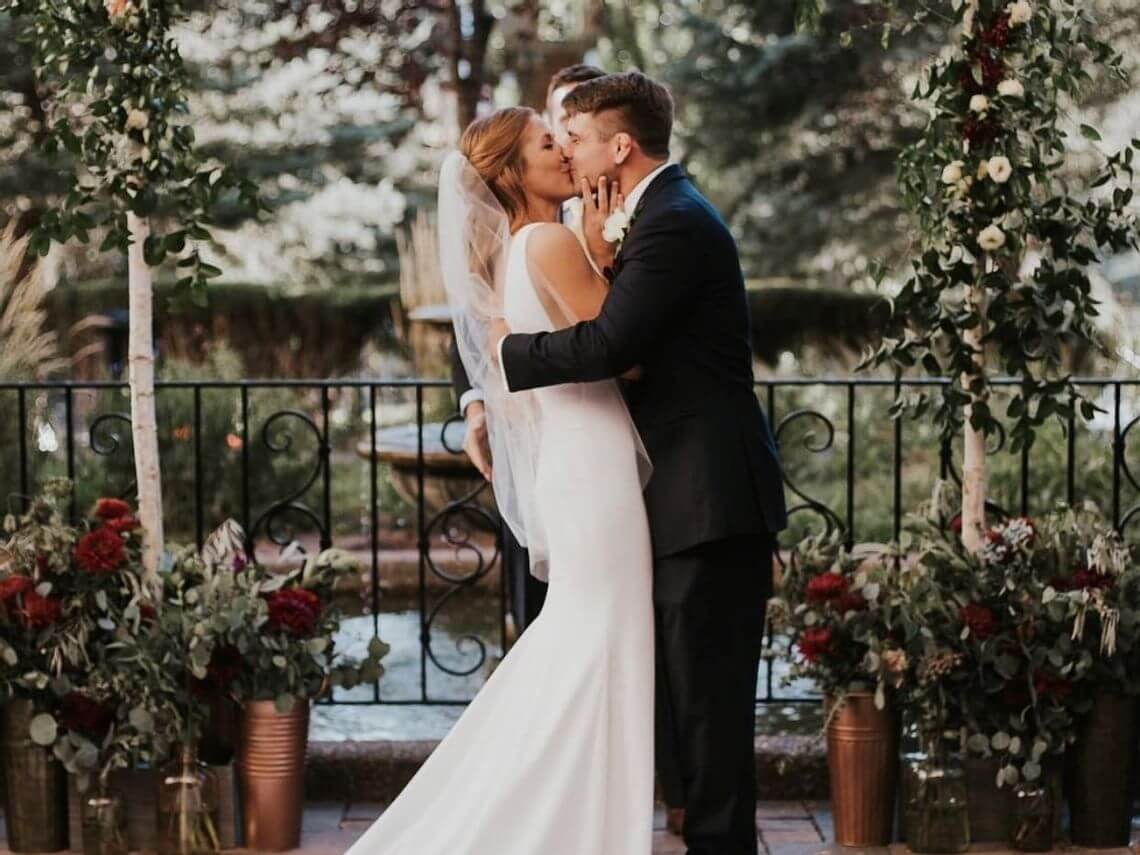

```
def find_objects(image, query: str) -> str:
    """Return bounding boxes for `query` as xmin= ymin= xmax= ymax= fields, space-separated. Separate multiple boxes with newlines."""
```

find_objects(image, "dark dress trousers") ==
xmin=500 ymin=164 xmax=787 ymax=855
xmin=449 ymin=337 xmax=546 ymax=632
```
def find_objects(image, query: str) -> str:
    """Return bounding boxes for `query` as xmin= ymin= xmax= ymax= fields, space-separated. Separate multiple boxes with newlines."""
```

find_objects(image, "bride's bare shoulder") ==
xmin=525 ymin=223 xmax=584 ymax=266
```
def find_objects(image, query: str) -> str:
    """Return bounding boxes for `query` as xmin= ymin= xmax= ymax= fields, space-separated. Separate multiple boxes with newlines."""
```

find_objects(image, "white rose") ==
xmin=986 ymin=156 xmax=1013 ymax=184
xmin=125 ymin=109 xmax=149 ymax=131
xmin=969 ymin=94 xmax=990 ymax=114
xmin=1006 ymin=0 xmax=1032 ymax=26
xmin=998 ymin=78 xmax=1025 ymax=99
xmin=941 ymin=160 xmax=965 ymax=185
xmin=602 ymin=209 xmax=631 ymax=244
xmin=977 ymin=224 xmax=1007 ymax=251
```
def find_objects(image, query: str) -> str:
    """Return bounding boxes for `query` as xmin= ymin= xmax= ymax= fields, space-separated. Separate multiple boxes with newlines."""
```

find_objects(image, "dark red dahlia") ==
xmin=805 ymin=573 xmax=849 ymax=603
xmin=0 ymin=575 xmax=34 ymax=603
xmin=835 ymin=591 xmax=869 ymax=613
xmin=1033 ymin=671 xmax=1072 ymax=701
xmin=1072 ymin=568 xmax=1116 ymax=591
xmin=959 ymin=603 xmax=996 ymax=640
xmin=961 ymin=117 xmax=1003 ymax=147
xmin=207 ymin=645 xmax=245 ymax=688
xmin=74 ymin=527 xmax=126 ymax=574
xmin=980 ymin=15 xmax=1012 ymax=48
xmin=105 ymin=515 xmax=140 ymax=534
xmin=797 ymin=627 xmax=833 ymax=663
xmin=959 ymin=52 xmax=1006 ymax=93
xmin=94 ymin=498 xmax=132 ymax=521
xmin=265 ymin=588 xmax=322 ymax=638
xmin=19 ymin=591 xmax=62 ymax=629
xmin=61 ymin=693 xmax=115 ymax=740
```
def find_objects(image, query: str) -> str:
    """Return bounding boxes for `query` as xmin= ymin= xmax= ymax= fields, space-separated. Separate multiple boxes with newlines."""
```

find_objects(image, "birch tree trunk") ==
xmin=960 ymin=271 xmax=988 ymax=554
xmin=126 ymin=211 xmax=164 ymax=584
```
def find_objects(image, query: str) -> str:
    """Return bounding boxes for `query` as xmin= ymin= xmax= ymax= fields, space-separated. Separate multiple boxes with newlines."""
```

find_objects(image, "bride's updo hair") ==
xmin=460 ymin=106 xmax=535 ymax=221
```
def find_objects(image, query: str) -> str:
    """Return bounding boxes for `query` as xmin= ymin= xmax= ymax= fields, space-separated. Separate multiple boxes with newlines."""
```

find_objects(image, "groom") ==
xmin=495 ymin=71 xmax=787 ymax=855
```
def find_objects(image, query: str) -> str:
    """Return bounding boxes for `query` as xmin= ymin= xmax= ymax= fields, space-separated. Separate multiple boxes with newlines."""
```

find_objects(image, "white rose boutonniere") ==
xmin=603 ymin=209 xmax=632 ymax=245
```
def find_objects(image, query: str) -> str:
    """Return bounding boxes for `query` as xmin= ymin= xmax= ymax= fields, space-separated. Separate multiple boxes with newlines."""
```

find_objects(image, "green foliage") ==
xmin=1 ymin=0 xmax=263 ymax=308
xmin=860 ymin=0 xmax=1139 ymax=452
xmin=163 ymin=521 xmax=389 ymax=710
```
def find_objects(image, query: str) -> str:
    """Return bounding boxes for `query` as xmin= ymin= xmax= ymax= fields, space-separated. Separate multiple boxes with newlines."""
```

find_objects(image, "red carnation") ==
xmin=797 ymin=627 xmax=834 ymax=663
xmin=74 ymin=527 xmax=126 ymax=574
xmin=805 ymin=573 xmax=849 ymax=603
xmin=138 ymin=602 xmax=158 ymax=624
xmin=19 ymin=591 xmax=62 ymax=629
xmin=60 ymin=693 xmax=115 ymax=740
xmin=94 ymin=498 xmax=132 ymax=521
xmin=0 ymin=575 xmax=34 ymax=603
xmin=105 ymin=515 xmax=140 ymax=534
xmin=265 ymin=588 xmax=322 ymax=638
xmin=959 ymin=603 xmax=996 ymax=640
xmin=948 ymin=513 xmax=963 ymax=535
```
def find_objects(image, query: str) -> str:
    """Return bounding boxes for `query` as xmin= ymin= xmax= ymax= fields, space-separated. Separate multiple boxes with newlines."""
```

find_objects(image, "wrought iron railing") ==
xmin=2 ymin=377 xmax=1139 ymax=707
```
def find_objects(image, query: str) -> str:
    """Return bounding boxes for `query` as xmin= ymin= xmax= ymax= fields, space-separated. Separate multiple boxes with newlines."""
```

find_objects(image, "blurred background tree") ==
xmin=0 ymin=0 xmax=1136 ymax=379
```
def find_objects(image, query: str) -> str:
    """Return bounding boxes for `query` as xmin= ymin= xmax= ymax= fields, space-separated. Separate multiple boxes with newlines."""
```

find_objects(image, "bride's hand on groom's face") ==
xmin=580 ymin=176 xmax=623 ymax=273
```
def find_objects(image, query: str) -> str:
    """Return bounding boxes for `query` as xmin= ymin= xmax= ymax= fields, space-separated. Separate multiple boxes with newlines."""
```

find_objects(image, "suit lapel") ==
xmin=608 ymin=165 xmax=687 ymax=280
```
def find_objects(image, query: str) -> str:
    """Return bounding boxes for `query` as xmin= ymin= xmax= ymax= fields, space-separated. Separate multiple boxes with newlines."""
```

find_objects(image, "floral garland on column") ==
xmin=862 ymin=0 xmax=1139 ymax=549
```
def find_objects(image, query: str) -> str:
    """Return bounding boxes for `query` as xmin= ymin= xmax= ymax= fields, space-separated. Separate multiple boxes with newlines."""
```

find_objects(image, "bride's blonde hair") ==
xmin=459 ymin=107 xmax=535 ymax=223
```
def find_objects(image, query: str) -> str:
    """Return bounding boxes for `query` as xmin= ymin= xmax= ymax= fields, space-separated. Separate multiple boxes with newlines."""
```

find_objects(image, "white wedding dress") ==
xmin=346 ymin=223 xmax=655 ymax=855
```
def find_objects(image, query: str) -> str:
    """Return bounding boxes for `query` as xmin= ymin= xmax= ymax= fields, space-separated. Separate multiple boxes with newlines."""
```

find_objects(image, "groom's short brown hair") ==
xmin=562 ymin=71 xmax=673 ymax=159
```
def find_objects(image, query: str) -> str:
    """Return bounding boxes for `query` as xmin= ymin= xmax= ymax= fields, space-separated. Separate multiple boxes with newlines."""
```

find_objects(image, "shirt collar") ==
xmin=623 ymin=161 xmax=674 ymax=215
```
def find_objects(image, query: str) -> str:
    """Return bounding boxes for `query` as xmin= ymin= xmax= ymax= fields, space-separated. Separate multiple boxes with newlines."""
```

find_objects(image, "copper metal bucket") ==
xmin=2 ymin=699 xmax=69 ymax=852
xmin=237 ymin=699 xmax=309 ymax=851
xmin=825 ymin=692 xmax=900 ymax=846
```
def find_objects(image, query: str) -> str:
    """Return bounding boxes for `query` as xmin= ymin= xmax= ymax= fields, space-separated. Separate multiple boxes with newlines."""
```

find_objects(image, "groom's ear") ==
xmin=613 ymin=131 xmax=634 ymax=166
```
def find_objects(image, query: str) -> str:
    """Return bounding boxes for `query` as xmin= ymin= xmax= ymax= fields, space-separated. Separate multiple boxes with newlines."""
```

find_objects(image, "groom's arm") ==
xmin=500 ymin=212 xmax=699 ymax=392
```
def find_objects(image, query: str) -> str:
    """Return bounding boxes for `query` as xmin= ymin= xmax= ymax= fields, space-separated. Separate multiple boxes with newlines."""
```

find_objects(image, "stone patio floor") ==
xmin=3 ymin=801 xmax=1137 ymax=854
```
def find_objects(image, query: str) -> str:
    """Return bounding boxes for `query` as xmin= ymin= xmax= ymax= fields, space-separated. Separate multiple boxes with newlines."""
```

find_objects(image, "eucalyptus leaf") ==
xmin=29 ymin=713 xmax=58 ymax=746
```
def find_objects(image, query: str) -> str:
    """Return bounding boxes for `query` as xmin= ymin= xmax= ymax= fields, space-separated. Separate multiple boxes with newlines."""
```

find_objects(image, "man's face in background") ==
xmin=546 ymin=83 xmax=578 ymax=148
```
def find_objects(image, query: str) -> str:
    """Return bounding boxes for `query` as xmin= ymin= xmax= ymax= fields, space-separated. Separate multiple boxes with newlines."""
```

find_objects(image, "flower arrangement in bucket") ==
xmin=0 ymin=480 xmax=176 ymax=853
xmin=768 ymin=533 xmax=908 ymax=845
xmin=161 ymin=520 xmax=389 ymax=851
xmin=897 ymin=489 xmax=1132 ymax=850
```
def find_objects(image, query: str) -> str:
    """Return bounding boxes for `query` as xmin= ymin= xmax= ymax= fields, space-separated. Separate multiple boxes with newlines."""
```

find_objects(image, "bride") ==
xmin=345 ymin=106 xmax=655 ymax=854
